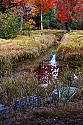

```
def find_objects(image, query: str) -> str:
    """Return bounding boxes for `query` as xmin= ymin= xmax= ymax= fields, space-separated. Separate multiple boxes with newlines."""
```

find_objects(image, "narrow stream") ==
xmin=11 ymin=49 xmax=62 ymax=84
xmin=0 ymin=47 xmax=83 ymax=111
xmin=1 ymin=44 xmax=83 ymax=87
xmin=11 ymin=47 xmax=82 ymax=87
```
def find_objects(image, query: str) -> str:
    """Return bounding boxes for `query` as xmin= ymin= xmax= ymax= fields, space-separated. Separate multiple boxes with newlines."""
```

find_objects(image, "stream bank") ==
xmin=56 ymin=31 xmax=83 ymax=63
xmin=0 ymin=30 xmax=64 ymax=77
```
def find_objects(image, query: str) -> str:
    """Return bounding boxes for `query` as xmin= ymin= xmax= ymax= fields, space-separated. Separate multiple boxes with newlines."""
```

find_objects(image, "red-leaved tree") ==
xmin=56 ymin=0 xmax=83 ymax=31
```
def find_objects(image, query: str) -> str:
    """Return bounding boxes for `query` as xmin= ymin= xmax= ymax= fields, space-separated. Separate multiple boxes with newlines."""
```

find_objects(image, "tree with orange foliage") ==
xmin=1 ymin=0 xmax=38 ymax=30
xmin=56 ymin=0 xmax=83 ymax=31
xmin=1 ymin=0 xmax=83 ymax=30
xmin=15 ymin=0 xmax=36 ymax=31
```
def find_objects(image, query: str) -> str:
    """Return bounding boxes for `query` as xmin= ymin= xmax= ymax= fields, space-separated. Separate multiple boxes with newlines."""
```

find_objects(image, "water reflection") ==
xmin=34 ymin=52 xmax=60 ymax=87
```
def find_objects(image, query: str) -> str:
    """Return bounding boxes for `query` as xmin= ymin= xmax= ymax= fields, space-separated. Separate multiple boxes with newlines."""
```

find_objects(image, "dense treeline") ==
xmin=0 ymin=0 xmax=83 ymax=39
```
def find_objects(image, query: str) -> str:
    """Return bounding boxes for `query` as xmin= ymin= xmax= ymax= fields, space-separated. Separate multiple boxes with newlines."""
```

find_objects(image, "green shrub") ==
xmin=0 ymin=11 xmax=20 ymax=39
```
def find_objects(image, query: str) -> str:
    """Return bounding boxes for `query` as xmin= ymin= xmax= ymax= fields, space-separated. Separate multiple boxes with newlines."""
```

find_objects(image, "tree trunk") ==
xmin=40 ymin=8 xmax=43 ymax=30
xmin=65 ymin=22 xmax=71 ymax=32
xmin=20 ymin=16 xmax=23 ymax=31
xmin=65 ymin=19 xmax=72 ymax=32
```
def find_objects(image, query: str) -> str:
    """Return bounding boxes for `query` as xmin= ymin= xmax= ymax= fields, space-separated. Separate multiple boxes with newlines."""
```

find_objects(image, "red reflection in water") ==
xmin=33 ymin=61 xmax=59 ymax=83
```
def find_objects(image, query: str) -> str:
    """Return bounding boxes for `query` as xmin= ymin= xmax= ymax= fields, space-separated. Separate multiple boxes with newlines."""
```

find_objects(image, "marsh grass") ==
xmin=0 ymin=74 xmax=55 ymax=105
xmin=0 ymin=69 xmax=83 ymax=106
xmin=0 ymin=30 xmax=64 ymax=75
xmin=56 ymin=31 xmax=83 ymax=61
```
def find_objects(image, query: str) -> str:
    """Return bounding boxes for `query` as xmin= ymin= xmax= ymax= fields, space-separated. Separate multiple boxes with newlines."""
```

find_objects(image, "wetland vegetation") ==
xmin=0 ymin=30 xmax=83 ymax=125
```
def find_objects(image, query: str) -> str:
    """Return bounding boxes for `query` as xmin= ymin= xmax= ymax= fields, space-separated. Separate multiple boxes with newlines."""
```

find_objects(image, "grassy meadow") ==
xmin=56 ymin=30 xmax=83 ymax=62
xmin=0 ymin=30 xmax=64 ymax=75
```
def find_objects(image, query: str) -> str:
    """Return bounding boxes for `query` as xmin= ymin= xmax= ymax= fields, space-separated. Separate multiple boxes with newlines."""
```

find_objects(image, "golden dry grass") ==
xmin=56 ymin=31 xmax=83 ymax=61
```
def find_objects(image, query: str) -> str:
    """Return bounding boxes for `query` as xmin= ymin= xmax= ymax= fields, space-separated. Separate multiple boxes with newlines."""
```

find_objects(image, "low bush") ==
xmin=0 ymin=10 xmax=20 ymax=39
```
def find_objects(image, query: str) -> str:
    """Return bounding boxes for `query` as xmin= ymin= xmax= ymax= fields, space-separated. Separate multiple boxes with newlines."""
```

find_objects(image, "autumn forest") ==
xmin=0 ymin=1 xmax=83 ymax=125
xmin=0 ymin=0 xmax=83 ymax=35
